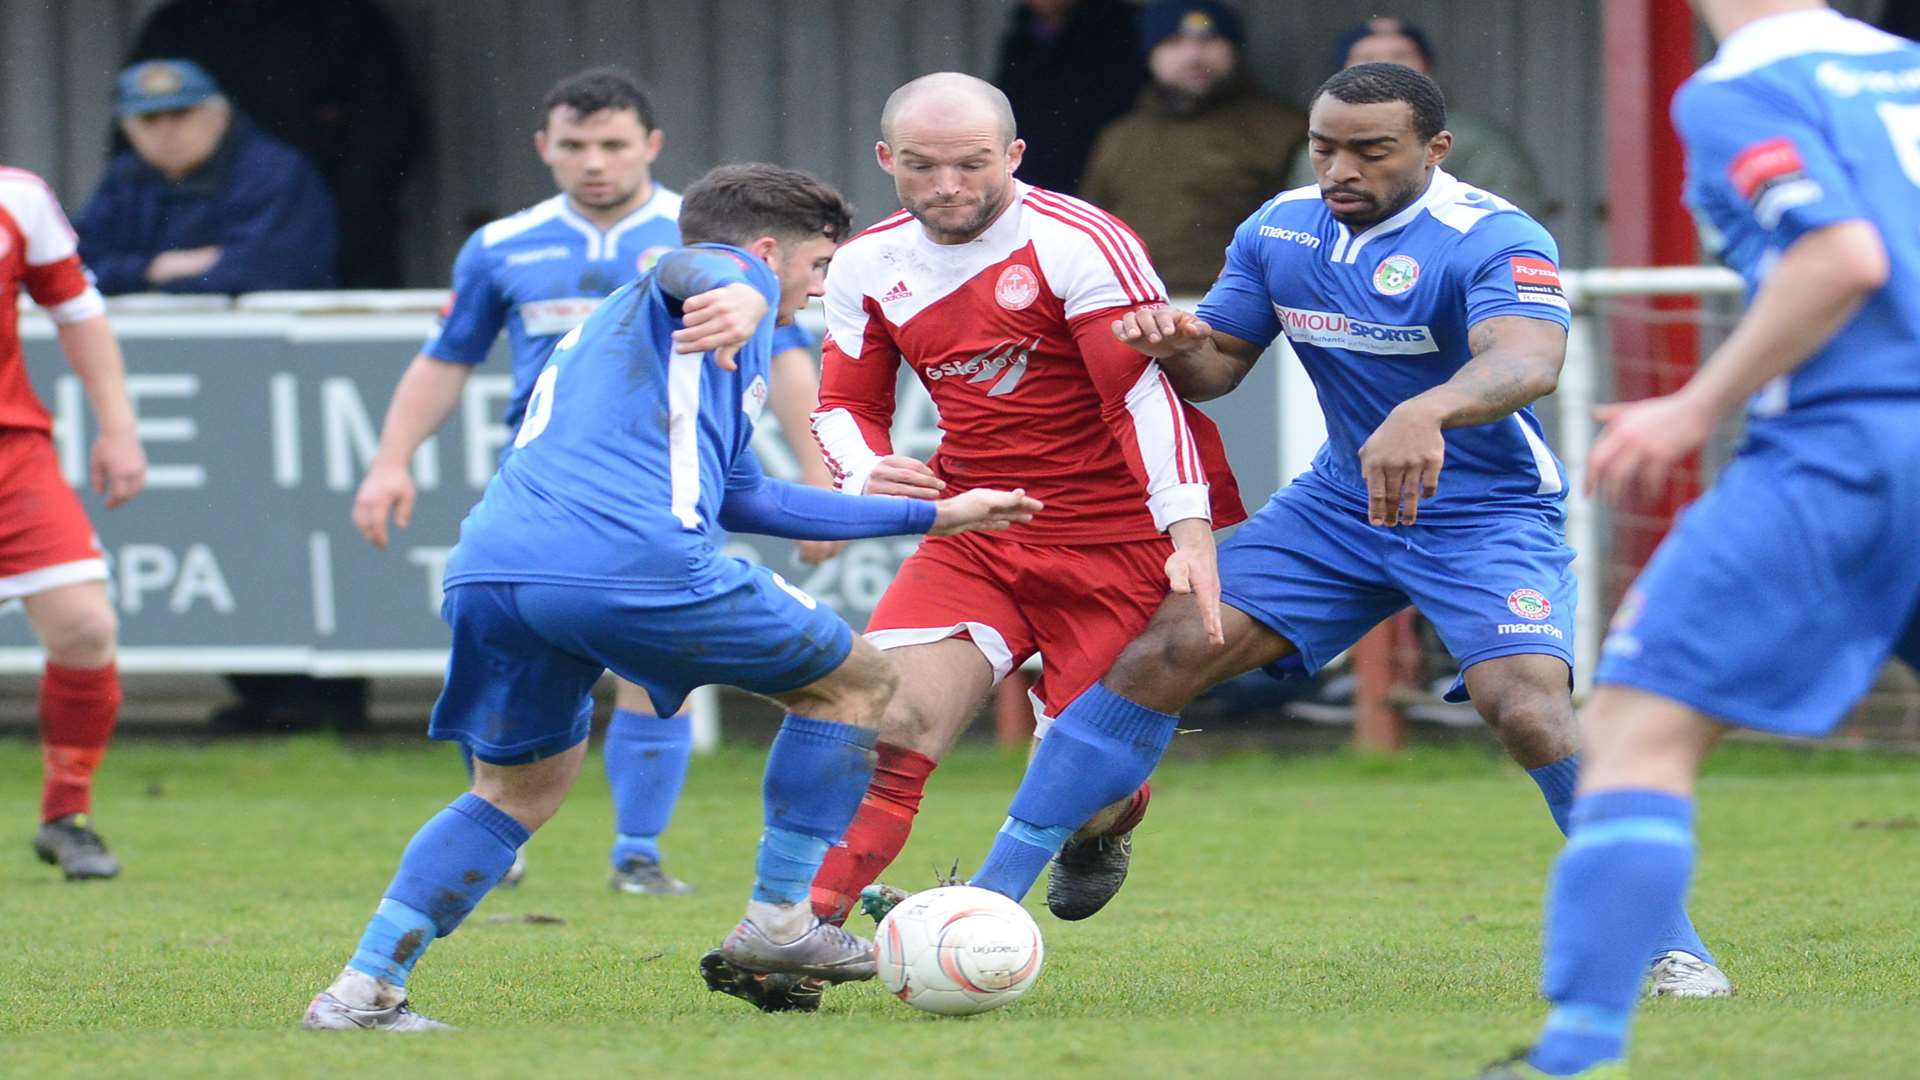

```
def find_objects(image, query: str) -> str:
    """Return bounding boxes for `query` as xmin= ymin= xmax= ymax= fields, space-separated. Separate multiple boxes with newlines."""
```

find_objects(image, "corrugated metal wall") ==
xmin=0 ymin=0 xmax=1888 ymax=285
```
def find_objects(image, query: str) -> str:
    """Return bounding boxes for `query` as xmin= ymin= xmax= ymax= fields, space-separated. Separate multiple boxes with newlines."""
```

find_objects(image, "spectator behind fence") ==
xmin=75 ymin=60 xmax=337 ymax=296
xmin=1080 ymin=1 xmax=1305 ymax=295
xmin=996 ymin=0 xmax=1147 ymax=194
xmin=125 ymin=0 xmax=423 ymax=288
xmin=1287 ymin=17 xmax=1548 ymax=214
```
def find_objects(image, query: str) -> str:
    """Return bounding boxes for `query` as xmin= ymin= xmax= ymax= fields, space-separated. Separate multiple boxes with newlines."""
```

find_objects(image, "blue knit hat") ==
xmin=1138 ymin=1 xmax=1244 ymax=56
xmin=1330 ymin=17 xmax=1435 ymax=74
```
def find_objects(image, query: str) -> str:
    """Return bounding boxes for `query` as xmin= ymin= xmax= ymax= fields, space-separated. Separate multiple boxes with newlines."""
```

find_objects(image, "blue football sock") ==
xmin=972 ymin=683 xmax=1177 ymax=899
xmin=604 ymin=707 xmax=693 ymax=868
xmin=751 ymin=714 xmax=878 ymax=905
xmin=754 ymin=826 xmax=831 ymax=904
xmin=347 ymin=898 xmax=439 ymax=987
xmin=1529 ymin=755 xmax=1714 ymax=967
xmin=347 ymin=794 xmax=528 ymax=987
xmin=1527 ymin=754 xmax=1580 ymax=834
xmin=382 ymin=793 xmax=529 ymax=935
xmin=1530 ymin=789 xmax=1696 ymax=1076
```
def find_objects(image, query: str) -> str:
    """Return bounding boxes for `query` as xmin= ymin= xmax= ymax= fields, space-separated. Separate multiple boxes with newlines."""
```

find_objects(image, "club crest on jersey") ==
xmin=636 ymin=246 xmax=673 ymax=274
xmin=742 ymin=374 xmax=769 ymax=421
xmin=1372 ymin=254 xmax=1420 ymax=296
xmin=0 ymin=230 xmax=13 ymax=260
xmin=995 ymin=264 xmax=1040 ymax=311
xmin=1507 ymin=588 xmax=1551 ymax=621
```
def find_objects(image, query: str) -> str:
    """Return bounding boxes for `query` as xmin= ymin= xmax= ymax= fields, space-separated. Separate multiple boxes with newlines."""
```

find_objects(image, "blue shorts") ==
xmin=1219 ymin=483 xmax=1576 ymax=700
xmin=429 ymin=566 xmax=855 ymax=764
xmin=1596 ymin=405 xmax=1920 ymax=737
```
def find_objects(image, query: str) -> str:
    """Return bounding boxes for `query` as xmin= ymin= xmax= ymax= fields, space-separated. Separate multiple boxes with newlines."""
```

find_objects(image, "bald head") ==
xmin=880 ymin=72 xmax=1017 ymax=147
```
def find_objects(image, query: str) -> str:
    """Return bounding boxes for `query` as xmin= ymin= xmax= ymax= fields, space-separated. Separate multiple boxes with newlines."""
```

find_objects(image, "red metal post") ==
xmin=1603 ymin=0 xmax=1704 ymax=590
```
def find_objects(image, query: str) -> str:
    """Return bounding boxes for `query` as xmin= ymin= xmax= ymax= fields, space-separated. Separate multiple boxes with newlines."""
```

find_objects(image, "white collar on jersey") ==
xmin=914 ymin=180 xmax=1032 ymax=255
xmin=1701 ymin=7 xmax=1903 ymax=83
xmin=1326 ymin=168 xmax=1460 ymax=265
xmin=555 ymin=184 xmax=674 ymax=261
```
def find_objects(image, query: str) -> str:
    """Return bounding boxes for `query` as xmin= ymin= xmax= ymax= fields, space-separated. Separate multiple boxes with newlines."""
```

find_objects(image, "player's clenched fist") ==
xmin=928 ymin=488 xmax=1043 ymax=536
xmin=673 ymin=282 xmax=769 ymax=370
xmin=864 ymin=454 xmax=946 ymax=498
xmin=352 ymin=461 xmax=416 ymax=550
xmin=1112 ymin=305 xmax=1212 ymax=359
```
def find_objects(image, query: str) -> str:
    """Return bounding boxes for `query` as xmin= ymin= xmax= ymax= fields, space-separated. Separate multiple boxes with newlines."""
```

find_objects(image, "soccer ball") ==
xmin=874 ymin=885 xmax=1045 ymax=1016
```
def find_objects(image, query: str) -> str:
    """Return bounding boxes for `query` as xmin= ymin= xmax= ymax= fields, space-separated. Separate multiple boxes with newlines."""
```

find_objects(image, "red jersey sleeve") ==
xmin=3 ymin=170 xmax=104 ymax=324
xmin=811 ymin=259 xmax=903 ymax=494
xmin=1029 ymin=190 xmax=1212 ymax=529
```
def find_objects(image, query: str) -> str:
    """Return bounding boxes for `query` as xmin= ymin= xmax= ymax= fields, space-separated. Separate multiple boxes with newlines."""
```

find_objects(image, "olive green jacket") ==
xmin=1080 ymin=80 xmax=1307 ymax=296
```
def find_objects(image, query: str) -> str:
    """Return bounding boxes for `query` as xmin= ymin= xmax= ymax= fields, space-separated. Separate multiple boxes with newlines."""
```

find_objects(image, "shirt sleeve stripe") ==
xmin=1025 ymin=192 xmax=1156 ymax=305
xmin=1031 ymin=191 xmax=1165 ymax=304
xmin=1025 ymin=201 xmax=1144 ymax=305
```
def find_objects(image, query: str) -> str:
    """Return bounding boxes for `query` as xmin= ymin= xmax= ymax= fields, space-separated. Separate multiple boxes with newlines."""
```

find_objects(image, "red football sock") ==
xmin=39 ymin=662 xmax=122 ymax=823
xmin=810 ymin=742 xmax=936 ymax=924
xmin=1102 ymin=782 xmax=1151 ymax=836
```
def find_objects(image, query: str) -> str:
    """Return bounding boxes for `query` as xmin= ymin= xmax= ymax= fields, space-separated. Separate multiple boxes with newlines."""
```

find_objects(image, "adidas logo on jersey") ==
xmin=881 ymin=280 xmax=913 ymax=303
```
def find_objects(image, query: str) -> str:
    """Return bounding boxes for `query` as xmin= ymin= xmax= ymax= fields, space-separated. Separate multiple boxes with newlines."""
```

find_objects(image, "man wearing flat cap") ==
xmin=75 ymin=59 xmax=337 ymax=295
xmin=1080 ymin=1 xmax=1306 ymax=295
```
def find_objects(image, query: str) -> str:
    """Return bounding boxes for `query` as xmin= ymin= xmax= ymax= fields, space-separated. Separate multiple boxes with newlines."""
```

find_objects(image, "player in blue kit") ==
xmin=304 ymin=164 xmax=1040 ymax=1031
xmin=1479 ymin=4 xmax=1920 ymax=1076
xmin=352 ymin=68 xmax=843 ymax=896
xmin=958 ymin=64 xmax=1727 ymax=995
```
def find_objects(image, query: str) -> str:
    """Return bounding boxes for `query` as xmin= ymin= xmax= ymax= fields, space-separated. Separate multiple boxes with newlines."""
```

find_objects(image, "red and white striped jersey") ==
xmin=813 ymin=183 xmax=1243 ymax=545
xmin=0 ymin=167 xmax=105 ymax=432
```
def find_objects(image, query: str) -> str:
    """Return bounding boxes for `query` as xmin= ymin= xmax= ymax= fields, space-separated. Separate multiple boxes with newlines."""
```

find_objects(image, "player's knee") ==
xmin=40 ymin=603 xmax=119 ymax=667
xmin=1483 ymin=680 xmax=1571 ymax=734
xmin=1107 ymin=613 xmax=1213 ymax=703
xmin=791 ymin=637 xmax=897 ymax=726
xmin=1479 ymin=679 xmax=1575 ymax=763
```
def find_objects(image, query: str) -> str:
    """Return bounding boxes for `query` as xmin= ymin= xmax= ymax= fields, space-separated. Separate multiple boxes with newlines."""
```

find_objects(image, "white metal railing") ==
xmin=1558 ymin=266 xmax=1743 ymax=693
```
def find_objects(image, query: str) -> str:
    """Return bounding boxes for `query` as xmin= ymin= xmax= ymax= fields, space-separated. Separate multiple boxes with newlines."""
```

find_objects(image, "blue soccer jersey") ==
xmin=1198 ymin=170 xmax=1572 ymax=523
xmin=1673 ymin=9 xmax=1920 ymax=418
xmin=1594 ymin=10 xmax=1920 ymax=736
xmin=420 ymin=187 xmax=812 ymax=429
xmin=445 ymin=246 xmax=779 ymax=593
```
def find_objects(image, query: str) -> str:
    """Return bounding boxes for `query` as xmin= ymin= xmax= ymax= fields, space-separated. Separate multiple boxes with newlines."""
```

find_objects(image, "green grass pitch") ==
xmin=4 ymin=735 xmax=1917 ymax=1078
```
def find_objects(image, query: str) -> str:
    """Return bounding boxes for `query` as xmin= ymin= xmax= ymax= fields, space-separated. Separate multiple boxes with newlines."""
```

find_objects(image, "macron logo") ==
xmin=881 ymin=280 xmax=913 ymax=303
xmin=1258 ymin=225 xmax=1321 ymax=248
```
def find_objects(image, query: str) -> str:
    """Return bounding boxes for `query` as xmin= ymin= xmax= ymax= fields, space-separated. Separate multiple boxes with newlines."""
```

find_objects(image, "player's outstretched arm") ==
xmin=1588 ymin=219 xmax=1888 ymax=508
xmin=1112 ymin=306 xmax=1263 ymax=401
xmin=1358 ymin=315 xmax=1566 ymax=527
xmin=352 ymin=354 xmax=471 ymax=549
xmin=720 ymin=459 xmax=1040 ymax=542
xmin=57 ymin=314 xmax=147 ymax=509
xmin=928 ymin=489 xmax=1044 ymax=536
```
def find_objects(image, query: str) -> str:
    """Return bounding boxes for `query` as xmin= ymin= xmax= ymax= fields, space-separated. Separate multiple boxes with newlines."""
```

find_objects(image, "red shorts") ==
xmin=0 ymin=429 xmax=105 ymax=601
xmin=865 ymin=531 xmax=1174 ymax=726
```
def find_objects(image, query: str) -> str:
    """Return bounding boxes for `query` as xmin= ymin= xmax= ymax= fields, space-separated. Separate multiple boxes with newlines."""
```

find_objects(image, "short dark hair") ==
xmin=1311 ymin=62 xmax=1447 ymax=141
xmin=540 ymin=66 xmax=657 ymax=130
xmin=677 ymin=163 xmax=855 ymax=248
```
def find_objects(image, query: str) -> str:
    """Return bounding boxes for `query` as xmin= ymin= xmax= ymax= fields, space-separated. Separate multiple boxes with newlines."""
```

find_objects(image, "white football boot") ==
xmin=1647 ymin=950 xmax=1735 ymax=998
